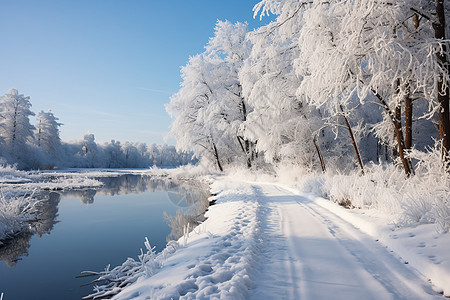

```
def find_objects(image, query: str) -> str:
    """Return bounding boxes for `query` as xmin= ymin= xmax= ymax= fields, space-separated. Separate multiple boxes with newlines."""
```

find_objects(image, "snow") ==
xmin=309 ymin=194 xmax=450 ymax=297
xmin=88 ymin=174 xmax=448 ymax=299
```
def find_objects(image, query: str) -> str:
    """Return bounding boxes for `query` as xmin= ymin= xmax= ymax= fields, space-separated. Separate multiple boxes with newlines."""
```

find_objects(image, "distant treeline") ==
xmin=0 ymin=88 xmax=196 ymax=170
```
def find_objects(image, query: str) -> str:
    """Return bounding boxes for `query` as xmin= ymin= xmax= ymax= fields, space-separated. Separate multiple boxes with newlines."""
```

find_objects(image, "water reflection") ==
xmin=34 ymin=192 xmax=61 ymax=237
xmin=0 ymin=175 xmax=209 ymax=267
xmin=0 ymin=192 xmax=60 ymax=267
xmin=0 ymin=232 xmax=33 ymax=267
xmin=164 ymin=181 xmax=210 ymax=241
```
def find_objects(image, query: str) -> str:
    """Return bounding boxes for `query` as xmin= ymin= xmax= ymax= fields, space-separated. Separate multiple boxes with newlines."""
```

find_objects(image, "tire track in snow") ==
xmin=295 ymin=196 xmax=441 ymax=299
xmin=250 ymin=183 xmax=441 ymax=300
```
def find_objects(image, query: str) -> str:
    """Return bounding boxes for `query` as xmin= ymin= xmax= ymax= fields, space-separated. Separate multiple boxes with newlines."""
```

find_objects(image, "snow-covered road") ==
xmin=95 ymin=177 xmax=445 ymax=299
xmin=250 ymin=183 xmax=440 ymax=300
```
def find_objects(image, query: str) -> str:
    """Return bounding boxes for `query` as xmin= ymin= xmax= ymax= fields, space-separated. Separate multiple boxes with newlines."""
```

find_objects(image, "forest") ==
xmin=0 ymin=88 xmax=195 ymax=170
xmin=166 ymin=1 xmax=450 ymax=231
xmin=167 ymin=0 xmax=449 ymax=174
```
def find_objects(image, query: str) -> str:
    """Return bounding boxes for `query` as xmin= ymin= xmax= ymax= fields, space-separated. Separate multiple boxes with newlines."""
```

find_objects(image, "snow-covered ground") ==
xmin=87 ymin=175 xmax=449 ymax=299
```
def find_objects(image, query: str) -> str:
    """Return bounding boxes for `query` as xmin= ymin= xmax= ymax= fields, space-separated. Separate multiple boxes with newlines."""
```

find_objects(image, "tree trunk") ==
xmin=12 ymin=104 xmax=18 ymax=148
xmin=403 ymin=14 xmax=419 ymax=151
xmin=237 ymin=135 xmax=252 ymax=169
xmin=404 ymin=93 xmax=413 ymax=150
xmin=212 ymin=140 xmax=223 ymax=172
xmin=244 ymin=139 xmax=252 ymax=168
xmin=433 ymin=0 xmax=450 ymax=159
xmin=313 ymin=135 xmax=326 ymax=172
xmin=239 ymin=97 xmax=254 ymax=168
xmin=392 ymin=105 xmax=402 ymax=158
xmin=339 ymin=104 xmax=364 ymax=174
xmin=372 ymin=90 xmax=413 ymax=175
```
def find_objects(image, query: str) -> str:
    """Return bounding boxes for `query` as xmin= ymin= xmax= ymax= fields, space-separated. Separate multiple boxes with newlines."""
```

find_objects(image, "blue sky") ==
xmin=0 ymin=0 xmax=272 ymax=145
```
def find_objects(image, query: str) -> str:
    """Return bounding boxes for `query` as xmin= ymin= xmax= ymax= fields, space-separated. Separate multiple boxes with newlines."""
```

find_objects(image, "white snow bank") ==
xmin=1 ymin=177 xmax=103 ymax=191
xmin=0 ymin=166 xmax=104 ymax=192
xmin=0 ymin=164 xmax=34 ymax=184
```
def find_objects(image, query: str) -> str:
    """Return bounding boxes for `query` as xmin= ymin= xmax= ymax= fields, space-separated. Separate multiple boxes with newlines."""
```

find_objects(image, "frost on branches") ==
xmin=167 ymin=0 xmax=450 ymax=172
xmin=166 ymin=0 xmax=450 ymax=230
xmin=166 ymin=21 xmax=256 ymax=171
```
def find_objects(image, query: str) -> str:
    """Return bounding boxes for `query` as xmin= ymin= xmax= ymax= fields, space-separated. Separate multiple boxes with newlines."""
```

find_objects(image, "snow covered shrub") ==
xmin=85 ymin=238 xmax=179 ymax=299
xmin=401 ymin=146 xmax=450 ymax=232
xmin=433 ymin=201 xmax=450 ymax=233
xmin=0 ymin=190 xmax=41 ymax=241
xmin=167 ymin=159 xmax=218 ymax=179
xmin=312 ymin=144 xmax=450 ymax=232
xmin=321 ymin=164 xmax=405 ymax=214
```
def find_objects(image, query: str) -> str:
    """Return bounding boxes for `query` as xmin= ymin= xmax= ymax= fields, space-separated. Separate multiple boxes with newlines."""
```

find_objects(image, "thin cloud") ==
xmin=57 ymin=103 xmax=121 ymax=119
xmin=136 ymin=86 xmax=173 ymax=95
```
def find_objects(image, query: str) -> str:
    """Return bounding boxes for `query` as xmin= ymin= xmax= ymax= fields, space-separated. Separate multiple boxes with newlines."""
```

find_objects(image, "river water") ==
xmin=0 ymin=175 xmax=209 ymax=299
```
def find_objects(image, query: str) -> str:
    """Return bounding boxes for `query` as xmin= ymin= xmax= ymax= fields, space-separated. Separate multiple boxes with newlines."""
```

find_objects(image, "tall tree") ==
xmin=206 ymin=20 xmax=256 ymax=168
xmin=80 ymin=133 xmax=99 ymax=168
xmin=167 ymin=21 xmax=255 ymax=171
xmin=242 ymin=2 xmax=328 ymax=171
xmin=0 ymin=88 xmax=35 ymax=154
xmin=166 ymin=54 xmax=225 ymax=171
xmin=433 ymin=0 xmax=450 ymax=159
xmin=35 ymin=110 xmax=62 ymax=157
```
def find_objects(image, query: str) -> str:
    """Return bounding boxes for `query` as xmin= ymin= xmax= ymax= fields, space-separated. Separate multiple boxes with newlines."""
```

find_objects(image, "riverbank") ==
xmin=87 ymin=173 xmax=449 ymax=299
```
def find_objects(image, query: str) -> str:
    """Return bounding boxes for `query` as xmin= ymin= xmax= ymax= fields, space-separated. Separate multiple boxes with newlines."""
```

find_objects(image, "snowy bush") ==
xmin=288 ymin=145 xmax=450 ymax=233
xmin=0 ymin=190 xmax=41 ymax=242
xmin=83 ymin=238 xmax=179 ymax=299
xmin=402 ymin=146 xmax=450 ymax=232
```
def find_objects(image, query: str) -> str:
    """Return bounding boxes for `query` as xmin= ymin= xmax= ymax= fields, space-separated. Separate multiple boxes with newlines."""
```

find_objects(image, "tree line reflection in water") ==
xmin=0 ymin=175 xmax=209 ymax=267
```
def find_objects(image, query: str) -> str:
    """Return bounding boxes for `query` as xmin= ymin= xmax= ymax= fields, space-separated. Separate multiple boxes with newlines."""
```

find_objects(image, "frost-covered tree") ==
xmin=242 ymin=1 xmax=330 ymax=171
xmin=35 ymin=110 xmax=62 ymax=157
xmin=205 ymin=20 xmax=256 ymax=168
xmin=167 ymin=54 xmax=225 ymax=171
xmin=0 ymin=88 xmax=195 ymax=169
xmin=405 ymin=0 xmax=450 ymax=161
xmin=281 ymin=0 xmax=443 ymax=174
xmin=121 ymin=142 xmax=146 ymax=168
xmin=0 ymin=89 xmax=35 ymax=153
xmin=292 ymin=1 xmax=382 ymax=173
xmin=104 ymin=139 xmax=125 ymax=168
xmin=167 ymin=21 xmax=255 ymax=171
xmin=79 ymin=133 xmax=100 ymax=167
